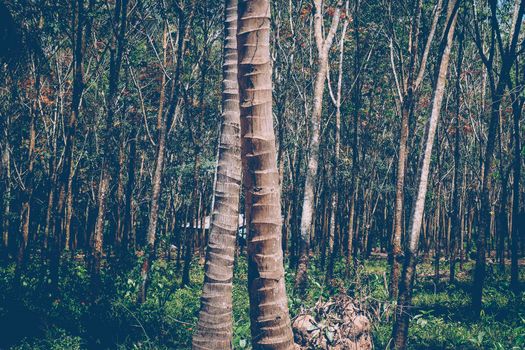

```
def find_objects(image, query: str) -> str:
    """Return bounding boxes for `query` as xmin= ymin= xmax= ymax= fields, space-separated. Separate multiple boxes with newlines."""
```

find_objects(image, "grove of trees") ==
xmin=0 ymin=0 xmax=524 ymax=349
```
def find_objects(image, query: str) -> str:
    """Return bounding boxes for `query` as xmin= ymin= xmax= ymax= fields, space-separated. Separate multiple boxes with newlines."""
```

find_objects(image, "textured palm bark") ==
xmin=192 ymin=1 xmax=241 ymax=348
xmin=295 ymin=0 xmax=340 ymax=294
xmin=391 ymin=1 xmax=459 ymax=347
xmin=237 ymin=1 xmax=295 ymax=348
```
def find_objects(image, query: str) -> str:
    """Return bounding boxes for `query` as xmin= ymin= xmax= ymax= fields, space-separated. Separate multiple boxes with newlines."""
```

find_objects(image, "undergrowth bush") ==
xmin=0 ymin=252 xmax=523 ymax=349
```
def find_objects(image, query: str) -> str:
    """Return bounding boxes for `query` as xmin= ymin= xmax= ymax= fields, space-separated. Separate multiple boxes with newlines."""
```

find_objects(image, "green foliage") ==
xmin=11 ymin=328 xmax=83 ymax=350
xmin=0 ymin=255 xmax=524 ymax=349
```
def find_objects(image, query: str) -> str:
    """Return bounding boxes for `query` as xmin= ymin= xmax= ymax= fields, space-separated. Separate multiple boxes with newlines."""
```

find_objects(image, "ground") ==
xmin=0 ymin=252 xmax=524 ymax=349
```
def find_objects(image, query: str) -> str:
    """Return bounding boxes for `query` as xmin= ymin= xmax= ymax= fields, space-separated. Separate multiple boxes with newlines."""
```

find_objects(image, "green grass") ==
xmin=0 ymin=253 xmax=523 ymax=349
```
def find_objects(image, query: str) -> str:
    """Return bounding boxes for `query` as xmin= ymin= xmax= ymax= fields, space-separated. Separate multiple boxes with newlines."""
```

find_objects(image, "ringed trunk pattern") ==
xmin=237 ymin=0 xmax=295 ymax=348
xmin=192 ymin=0 xmax=242 ymax=348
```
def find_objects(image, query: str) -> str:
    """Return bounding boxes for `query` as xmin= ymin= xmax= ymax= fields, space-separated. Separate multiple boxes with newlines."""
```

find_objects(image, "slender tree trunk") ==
xmin=1 ymin=140 xmax=11 ymax=260
xmin=472 ymin=0 xmax=525 ymax=316
xmin=139 ymin=0 xmax=195 ymax=302
xmin=16 ymin=73 xmax=39 ymax=279
xmin=391 ymin=2 xmax=459 ymax=347
xmin=450 ymin=31 xmax=463 ymax=283
xmin=390 ymin=0 xmax=423 ymax=299
xmin=326 ymin=13 xmax=348 ymax=282
xmin=91 ymin=0 xmax=128 ymax=278
xmin=122 ymin=114 xmax=138 ymax=253
xmin=138 ymin=118 xmax=166 ymax=302
xmin=295 ymin=0 xmax=340 ymax=293
xmin=92 ymin=173 xmax=109 ymax=275
xmin=510 ymin=62 xmax=523 ymax=292
xmin=51 ymin=0 xmax=86 ymax=295
xmin=238 ymin=0 xmax=295 ymax=348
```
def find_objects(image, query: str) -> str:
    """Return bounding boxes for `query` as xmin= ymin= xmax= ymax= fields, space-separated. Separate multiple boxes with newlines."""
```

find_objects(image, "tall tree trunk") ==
xmin=472 ymin=0 xmax=525 ymax=316
xmin=237 ymin=0 xmax=295 ymax=348
xmin=295 ymin=0 xmax=340 ymax=293
xmin=51 ymin=0 xmax=86 ymax=295
xmin=391 ymin=1 xmax=459 ymax=347
xmin=193 ymin=0 xmax=242 ymax=348
xmin=389 ymin=0 xmax=443 ymax=298
xmin=122 ymin=114 xmax=138 ymax=253
xmin=183 ymin=11 xmax=209 ymax=286
xmin=390 ymin=0 xmax=422 ymax=299
xmin=16 ymin=72 xmax=39 ymax=280
xmin=139 ymin=0 xmax=195 ymax=303
xmin=450 ymin=30 xmax=463 ymax=283
xmin=326 ymin=11 xmax=348 ymax=283
xmin=1 ymin=138 xmax=11 ymax=260
xmin=91 ymin=0 xmax=129 ymax=278
xmin=510 ymin=60 xmax=523 ymax=292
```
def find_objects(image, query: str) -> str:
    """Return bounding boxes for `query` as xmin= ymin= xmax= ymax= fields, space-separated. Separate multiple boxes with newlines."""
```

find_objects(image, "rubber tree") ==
xmin=450 ymin=27 xmax=464 ymax=284
xmin=138 ymin=0 xmax=195 ymax=303
xmin=326 ymin=1 xmax=349 ymax=283
xmin=391 ymin=0 xmax=460 ymax=347
xmin=471 ymin=0 xmax=525 ymax=316
xmin=388 ymin=0 xmax=443 ymax=299
xmin=295 ymin=0 xmax=340 ymax=294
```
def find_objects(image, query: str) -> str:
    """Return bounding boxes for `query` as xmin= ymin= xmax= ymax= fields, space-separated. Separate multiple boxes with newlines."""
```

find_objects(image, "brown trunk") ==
xmin=122 ymin=114 xmax=138 ymax=252
xmin=91 ymin=0 xmax=128 ymax=272
xmin=16 ymin=73 xmax=39 ymax=278
xmin=238 ymin=0 xmax=295 ymax=348
xmin=139 ymin=0 xmax=196 ymax=302
xmin=389 ymin=0 xmax=443 ymax=299
xmin=192 ymin=0 xmax=242 ymax=347
xmin=51 ymin=0 xmax=87 ymax=294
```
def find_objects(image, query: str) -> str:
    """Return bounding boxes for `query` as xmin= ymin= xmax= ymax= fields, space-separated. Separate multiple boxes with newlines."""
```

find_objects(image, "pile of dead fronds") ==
xmin=292 ymin=294 xmax=372 ymax=350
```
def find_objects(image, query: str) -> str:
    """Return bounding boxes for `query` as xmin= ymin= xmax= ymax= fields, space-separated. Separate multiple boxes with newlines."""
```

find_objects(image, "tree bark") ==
xmin=510 ymin=58 xmax=523 ymax=292
xmin=472 ymin=0 xmax=525 ymax=315
xmin=295 ymin=0 xmax=340 ymax=293
xmin=326 ymin=11 xmax=348 ymax=283
xmin=389 ymin=0 xmax=443 ymax=298
xmin=391 ymin=1 xmax=459 ymax=347
xmin=192 ymin=0 xmax=242 ymax=348
xmin=238 ymin=0 xmax=295 ymax=348
xmin=450 ymin=29 xmax=463 ymax=283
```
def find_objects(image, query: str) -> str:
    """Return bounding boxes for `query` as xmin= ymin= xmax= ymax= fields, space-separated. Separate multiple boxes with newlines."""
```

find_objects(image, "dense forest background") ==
xmin=0 ymin=0 xmax=524 ymax=349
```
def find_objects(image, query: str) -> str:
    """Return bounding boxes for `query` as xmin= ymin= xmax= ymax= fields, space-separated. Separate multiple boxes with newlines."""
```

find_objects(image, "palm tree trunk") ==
xmin=192 ymin=0 xmax=242 ymax=348
xmin=238 ymin=0 xmax=295 ymax=348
